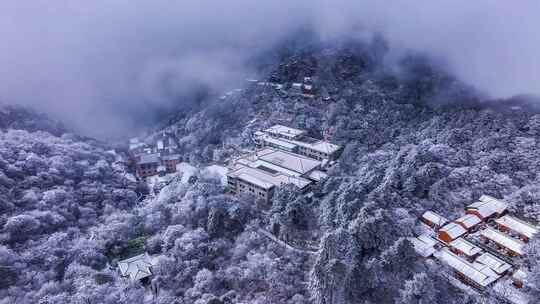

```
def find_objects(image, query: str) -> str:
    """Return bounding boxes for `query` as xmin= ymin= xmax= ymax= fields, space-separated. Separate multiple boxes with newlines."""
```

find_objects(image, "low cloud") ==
xmin=0 ymin=1 xmax=538 ymax=138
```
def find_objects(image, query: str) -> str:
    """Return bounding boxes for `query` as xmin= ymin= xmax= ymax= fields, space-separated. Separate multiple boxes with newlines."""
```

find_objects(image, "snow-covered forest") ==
xmin=2 ymin=39 xmax=540 ymax=304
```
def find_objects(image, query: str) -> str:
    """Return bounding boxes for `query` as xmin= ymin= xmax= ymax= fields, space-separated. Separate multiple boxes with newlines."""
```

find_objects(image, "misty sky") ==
xmin=1 ymin=1 xmax=539 ymax=138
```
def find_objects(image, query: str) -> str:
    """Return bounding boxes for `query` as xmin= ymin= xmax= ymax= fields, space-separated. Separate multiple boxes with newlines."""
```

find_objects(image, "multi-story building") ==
xmin=130 ymin=133 xmax=182 ymax=179
xmin=136 ymin=154 xmax=160 ymax=178
xmin=161 ymin=154 xmax=181 ymax=173
xmin=254 ymin=125 xmax=342 ymax=161
xmin=226 ymin=148 xmax=326 ymax=201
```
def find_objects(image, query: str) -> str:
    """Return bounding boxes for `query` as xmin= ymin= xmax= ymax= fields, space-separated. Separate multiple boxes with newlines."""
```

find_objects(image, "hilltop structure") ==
xmin=254 ymin=124 xmax=342 ymax=162
xmin=227 ymin=125 xmax=341 ymax=201
xmin=128 ymin=132 xmax=181 ymax=178
xmin=227 ymin=148 xmax=327 ymax=201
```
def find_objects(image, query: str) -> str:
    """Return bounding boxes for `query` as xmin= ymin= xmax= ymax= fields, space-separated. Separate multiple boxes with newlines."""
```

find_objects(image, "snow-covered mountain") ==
xmin=2 ymin=40 xmax=540 ymax=304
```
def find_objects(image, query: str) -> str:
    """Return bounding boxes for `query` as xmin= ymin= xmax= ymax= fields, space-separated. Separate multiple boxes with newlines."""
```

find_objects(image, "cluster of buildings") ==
xmin=128 ymin=132 xmax=181 ymax=178
xmin=245 ymin=77 xmax=317 ymax=99
xmin=227 ymin=125 xmax=341 ymax=201
xmin=254 ymin=125 xmax=341 ymax=162
xmin=412 ymin=195 xmax=539 ymax=291
xmin=289 ymin=77 xmax=316 ymax=97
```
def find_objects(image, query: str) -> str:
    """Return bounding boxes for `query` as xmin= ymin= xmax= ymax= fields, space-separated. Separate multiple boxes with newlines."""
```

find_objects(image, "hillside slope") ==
xmin=156 ymin=41 xmax=540 ymax=303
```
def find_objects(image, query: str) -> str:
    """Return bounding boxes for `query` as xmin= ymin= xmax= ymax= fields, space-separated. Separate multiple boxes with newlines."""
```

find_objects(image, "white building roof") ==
xmin=308 ymin=170 xmax=328 ymax=182
xmin=479 ymin=195 xmax=508 ymax=213
xmin=474 ymin=252 xmax=512 ymax=275
xmin=289 ymin=138 xmax=342 ymax=155
xmin=495 ymin=215 xmax=539 ymax=239
xmin=421 ymin=211 xmax=448 ymax=227
xmin=252 ymin=159 xmax=302 ymax=177
xmin=229 ymin=165 xmax=312 ymax=190
xmin=262 ymin=136 xmax=298 ymax=150
xmin=256 ymin=149 xmax=320 ymax=174
xmin=481 ymin=227 xmax=525 ymax=255
xmin=468 ymin=195 xmax=508 ymax=218
xmin=162 ymin=154 xmax=180 ymax=161
xmin=450 ymin=238 xmax=482 ymax=257
xmin=410 ymin=235 xmax=438 ymax=257
xmin=435 ymin=248 xmax=499 ymax=287
xmin=455 ymin=214 xmax=482 ymax=229
xmin=440 ymin=222 xmax=467 ymax=240
xmin=265 ymin=125 xmax=306 ymax=139
xmin=237 ymin=172 xmax=275 ymax=189
xmin=139 ymin=154 xmax=160 ymax=165
xmin=118 ymin=253 xmax=154 ymax=281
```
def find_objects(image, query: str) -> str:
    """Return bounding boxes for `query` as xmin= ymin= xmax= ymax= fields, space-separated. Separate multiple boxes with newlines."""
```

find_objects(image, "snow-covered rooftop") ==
xmin=440 ymin=222 xmax=467 ymax=240
xmin=228 ymin=164 xmax=312 ymax=190
xmin=435 ymin=248 xmax=499 ymax=288
xmin=237 ymin=171 xmax=275 ymax=189
xmin=479 ymin=195 xmax=508 ymax=211
xmin=261 ymin=136 xmax=298 ymax=150
xmin=252 ymin=159 xmax=301 ymax=177
xmin=455 ymin=214 xmax=482 ymax=230
xmin=410 ymin=234 xmax=438 ymax=257
xmin=474 ymin=252 xmax=512 ymax=275
xmin=308 ymin=170 xmax=328 ymax=182
xmin=450 ymin=238 xmax=482 ymax=257
xmin=139 ymin=153 xmax=160 ymax=165
xmin=256 ymin=149 xmax=321 ymax=174
xmin=421 ymin=211 xmax=448 ymax=226
xmin=495 ymin=215 xmax=538 ymax=239
xmin=481 ymin=227 xmax=525 ymax=255
xmin=118 ymin=253 xmax=154 ymax=281
xmin=467 ymin=195 xmax=507 ymax=218
xmin=265 ymin=125 xmax=306 ymax=139
xmin=288 ymin=138 xmax=341 ymax=155
xmin=161 ymin=154 xmax=181 ymax=161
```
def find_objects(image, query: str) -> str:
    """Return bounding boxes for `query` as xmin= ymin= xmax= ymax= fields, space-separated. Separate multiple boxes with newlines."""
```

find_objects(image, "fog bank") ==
xmin=1 ymin=1 xmax=538 ymax=137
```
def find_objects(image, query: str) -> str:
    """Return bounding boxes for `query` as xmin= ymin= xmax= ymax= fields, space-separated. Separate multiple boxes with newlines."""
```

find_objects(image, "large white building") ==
xmin=254 ymin=125 xmax=342 ymax=161
xmin=227 ymin=148 xmax=326 ymax=201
